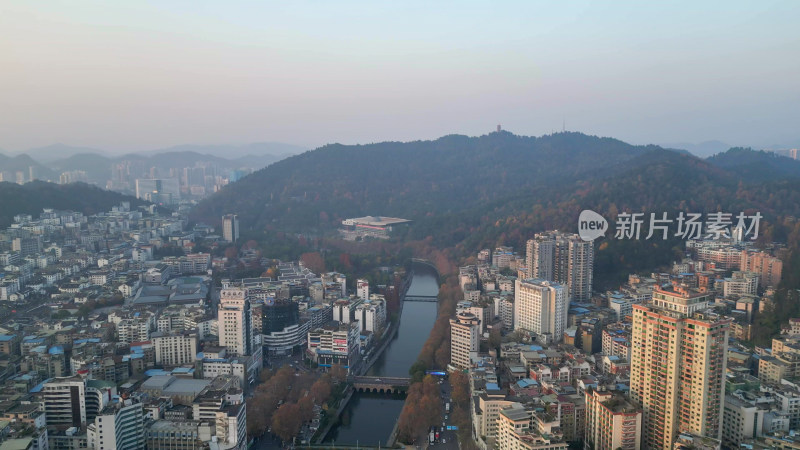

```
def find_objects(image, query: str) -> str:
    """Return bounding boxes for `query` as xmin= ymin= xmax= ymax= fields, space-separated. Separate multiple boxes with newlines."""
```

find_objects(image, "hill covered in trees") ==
xmin=706 ymin=147 xmax=800 ymax=181
xmin=0 ymin=181 xmax=146 ymax=228
xmin=191 ymin=131 xmax=661 ymax=229
xmin=191 ymin=131 xmax=800 ymax=288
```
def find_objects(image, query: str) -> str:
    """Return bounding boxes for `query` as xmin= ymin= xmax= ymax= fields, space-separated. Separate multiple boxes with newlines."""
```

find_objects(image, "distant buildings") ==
xmin=135 ymin=178 xmax=180 ymax=205
xmin=741 ymin=249 xmax=782 ymax=287
xmin=340 ymin=216 xmax=411 ymax=240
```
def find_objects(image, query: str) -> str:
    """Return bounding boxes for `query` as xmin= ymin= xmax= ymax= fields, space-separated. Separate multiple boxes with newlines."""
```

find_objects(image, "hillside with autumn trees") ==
xmin=193 ymin=132 xmax=800 ymax=291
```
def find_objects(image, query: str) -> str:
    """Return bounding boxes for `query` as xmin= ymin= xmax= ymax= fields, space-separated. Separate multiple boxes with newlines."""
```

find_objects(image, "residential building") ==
xmin=356 ymin=279 xmax=369 ymax=300
xmin=449 ymin=312 xmax=481 ymax=370
xmin=87 ymin=400 xmax=145 ymax=450
xmin=217 ymin=288 xmax=255 ymax=357
xmin=514 ymin=278 xmax=568 ymax=343
xmin=721 ymin=395 xmax=765 ymax=447
xmin=630 ymin=285 xmax=730 ymax=449
xmin=153 ymin=331 xmax=198 ymax=366
xmin=525 ymin=231 xmax=594 ymax=302
xmin=496 ymin=405 xmax=568 ymax=450
xmin=741 ymin=250 xmax=783 ymax=288
xmin=306 ymin=322 xmax=361 ymax=373
xmin=584 ymin=389 xmax=642 ymax=450
xmin=221 ymin=215 xmax=239 ymax=243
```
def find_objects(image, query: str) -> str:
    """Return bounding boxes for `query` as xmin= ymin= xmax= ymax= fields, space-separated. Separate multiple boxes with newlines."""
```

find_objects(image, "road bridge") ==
xmin=348 ymin=376 xmax=410 ymax=394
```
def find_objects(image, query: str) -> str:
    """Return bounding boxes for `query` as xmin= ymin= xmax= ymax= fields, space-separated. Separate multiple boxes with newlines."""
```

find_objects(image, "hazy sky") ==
xmin=1 ymin=1 xmax=798 ymax=153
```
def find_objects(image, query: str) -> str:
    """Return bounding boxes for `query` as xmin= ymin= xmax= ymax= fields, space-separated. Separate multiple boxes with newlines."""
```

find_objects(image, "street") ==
xmin=429 ymin=378 xmax=460 ymax=450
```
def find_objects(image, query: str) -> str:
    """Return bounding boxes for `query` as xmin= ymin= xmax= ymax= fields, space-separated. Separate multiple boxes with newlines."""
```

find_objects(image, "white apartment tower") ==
xmin=356 ymin=279 xmax=369 ymax=300
xmin=152 ymin=330 xmax=198 ymax=366
xmin=218 ymin=288 xmax=255 ymax=357
xmin=222 ymin=214 xmax=239 ymax=243
xmin=43 ymin=377 xmax=88 ymax=428
xmin=514 ymin=278 xmax=568 ymax=342
xmin=88 ymin=401 xmax=145 ymax=450
xmin=449 ymin=312 xmax=481 ymax=370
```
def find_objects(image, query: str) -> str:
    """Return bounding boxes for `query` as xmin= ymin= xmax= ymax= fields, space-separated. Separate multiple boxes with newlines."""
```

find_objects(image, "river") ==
xmin=322 ymin=263 xmax=440 ymax=446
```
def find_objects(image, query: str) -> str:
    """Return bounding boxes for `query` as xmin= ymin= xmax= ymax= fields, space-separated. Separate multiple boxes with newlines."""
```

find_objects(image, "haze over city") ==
xmin=2 ymin=0 xmax=799 ymax=153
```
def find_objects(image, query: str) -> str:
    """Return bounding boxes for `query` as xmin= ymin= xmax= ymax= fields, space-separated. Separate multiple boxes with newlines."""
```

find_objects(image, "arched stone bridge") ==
xmin=348 ymin=376 xmax=410 ymax=394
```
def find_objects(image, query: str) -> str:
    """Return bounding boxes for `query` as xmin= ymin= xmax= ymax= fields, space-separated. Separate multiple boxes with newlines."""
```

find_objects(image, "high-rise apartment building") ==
xmin=449 ymin=312 xmax=481 ymax=370
xmin=514 ymin=278 xmax=568 ymax=343
xmin=526 ymin=234 xmax=555 ymax=281
xmin=525 ymin=231 xmax=594 ymax=301
xmin=356 ymin=279 xmax=369 ymax=300
xmin=741 ymin=250 xmax=783 ymax=288
xmin=630 ymin=285 xmax=730 ymax=449
xmin=222 ymin=214 xmax=239 ymax=243
xmin=584 ymin=389 xmax=642 ymax=450
xmin=218 ymin=288 xmax=255 ymax=357
xmin=87 ymin=400 xmax=145 ymax=450
xmin=43 ymin=377 xmax=111 ymax=429
xmin=43 ymin=377 xmax=89 ymax=428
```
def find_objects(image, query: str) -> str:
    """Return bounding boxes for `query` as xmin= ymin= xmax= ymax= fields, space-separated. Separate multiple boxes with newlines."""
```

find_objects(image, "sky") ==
xmin=1 ymin=1 xmax=798 ymax=153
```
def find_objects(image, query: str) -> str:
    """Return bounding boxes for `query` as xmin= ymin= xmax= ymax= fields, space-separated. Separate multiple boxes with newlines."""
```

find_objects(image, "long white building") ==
xmin=514 ymin=278 xmax=568 ymax=343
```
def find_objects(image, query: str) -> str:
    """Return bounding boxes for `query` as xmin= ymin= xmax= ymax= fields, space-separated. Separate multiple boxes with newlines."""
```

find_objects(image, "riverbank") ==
xmin=314 ymin=270 xmax=414 ymax=444
xmin=319 ymin=264 xmax=440 ymax=446
xmin=359 ymin=270 xmax=413 ymax=375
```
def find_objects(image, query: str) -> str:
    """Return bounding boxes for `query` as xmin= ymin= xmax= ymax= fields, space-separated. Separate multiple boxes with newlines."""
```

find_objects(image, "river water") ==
xmin=322 ymin=264 xmax=439 ymax=446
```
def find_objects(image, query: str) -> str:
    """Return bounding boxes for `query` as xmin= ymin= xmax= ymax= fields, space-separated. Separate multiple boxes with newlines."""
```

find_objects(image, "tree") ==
xmin=271 ymin=403 xmax=302 ymax=443
xmin=310 ymin=377 xmax=332 ymax=405
xmin=450 ymin=371 xmax=470 ymax=408
xmin=224 ymin=246 xmax=238 ymax=260
xmin=246 ymin=396 xmax=270 ymax=437
xmin=329 ymin=364 xmax=347 ymax=384
xmin=300 ymin=252 xmax=326 ymax=274
xmin=297 ymin=395 xmax=315 ymax=423
xmin=488 ymin=326 xmax=502 ymax=350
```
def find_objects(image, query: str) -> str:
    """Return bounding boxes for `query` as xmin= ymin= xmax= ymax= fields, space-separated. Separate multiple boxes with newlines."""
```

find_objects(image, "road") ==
xmin=430 ymin=379 xmax=460 ymax=450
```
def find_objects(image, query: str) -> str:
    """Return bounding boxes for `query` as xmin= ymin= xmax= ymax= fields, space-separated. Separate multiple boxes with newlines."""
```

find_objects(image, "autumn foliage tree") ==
xmin=271 ymin=403 xmax=302 ymax=443
xmin=300 ymin=252 xmax=326 ymax=274
xmin=396 ymin=376 xmax=442 ymax=444
xmin=310 ymin=375 xmax=332 ymax=405
xmin=297 ymin=395 xmax=316 ymax=423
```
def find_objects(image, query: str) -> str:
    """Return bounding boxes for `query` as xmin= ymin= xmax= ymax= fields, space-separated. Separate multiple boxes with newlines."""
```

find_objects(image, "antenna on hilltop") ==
xmin=563 ymin=118 xmax=566 ymax=132
xmin=497 ymin=124 xmax=502 ymax=133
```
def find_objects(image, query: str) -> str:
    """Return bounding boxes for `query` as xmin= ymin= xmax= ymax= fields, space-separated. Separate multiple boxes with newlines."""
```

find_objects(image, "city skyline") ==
xmin=1 ymin=1 xmax=799 ymax=153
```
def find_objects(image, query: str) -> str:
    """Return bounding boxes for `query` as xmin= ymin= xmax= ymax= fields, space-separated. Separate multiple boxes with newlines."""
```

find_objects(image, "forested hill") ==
xmin=190 ymin=131 xmax=661 ymax=230
xmin=706 ymin=147 xmax=800 ymax=181
xmin=0 ymin=181 xmax=146 ymax=228
xmin=190 ymin=131 xmax=800 ymax=289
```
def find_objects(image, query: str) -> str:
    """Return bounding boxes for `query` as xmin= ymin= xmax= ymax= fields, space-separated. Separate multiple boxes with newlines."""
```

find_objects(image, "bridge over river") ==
xmin=348 ymin=376 xmax=410 ymax=393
